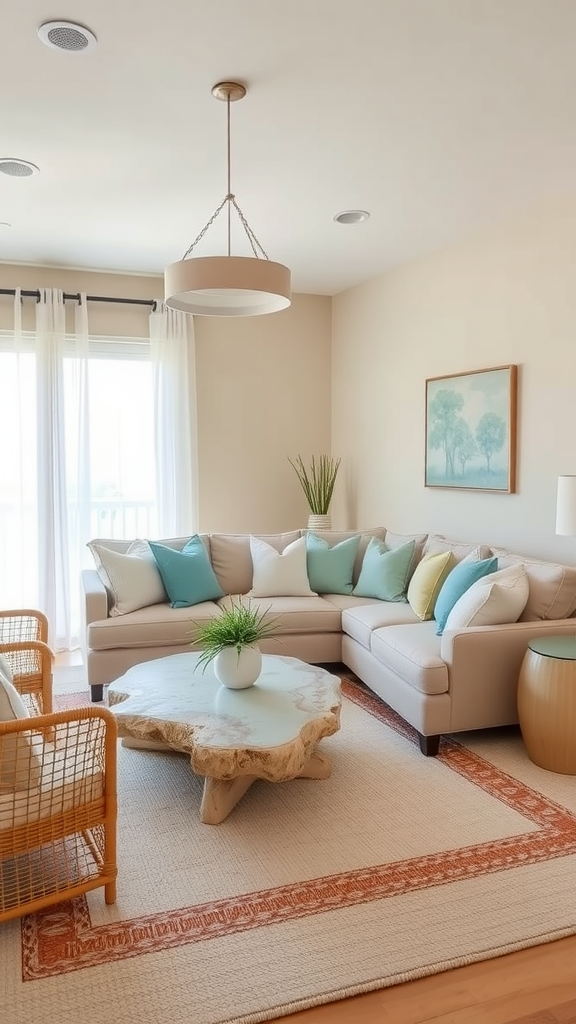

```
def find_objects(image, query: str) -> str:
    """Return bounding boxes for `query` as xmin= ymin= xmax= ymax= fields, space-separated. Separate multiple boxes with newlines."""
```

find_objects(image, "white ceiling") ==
xmin=2 ymin=0 xmax=576 ymax=296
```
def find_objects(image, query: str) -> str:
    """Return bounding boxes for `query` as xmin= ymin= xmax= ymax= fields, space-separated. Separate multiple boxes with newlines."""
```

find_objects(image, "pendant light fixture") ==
xmin=164 ymin=82 xmax=291 ymax=317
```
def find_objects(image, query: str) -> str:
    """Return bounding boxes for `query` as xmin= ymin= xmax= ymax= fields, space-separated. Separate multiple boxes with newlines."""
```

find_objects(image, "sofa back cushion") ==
xmin=209 ymin=532 xmax=301 ymax=595
xmin=423 ymin=534 xmax=492 ymax=562
xmin=385 ymin=530 xmax=428 ymax=573
xmin=491 ymin=548 xmax=576 ymax=621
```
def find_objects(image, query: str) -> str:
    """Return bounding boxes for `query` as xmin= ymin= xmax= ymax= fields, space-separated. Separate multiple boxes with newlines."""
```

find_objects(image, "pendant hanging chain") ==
xmin=181 ymin=88 xmax=270 ymax=263
xmin=227 ymin=94 xmax=231 ymax=257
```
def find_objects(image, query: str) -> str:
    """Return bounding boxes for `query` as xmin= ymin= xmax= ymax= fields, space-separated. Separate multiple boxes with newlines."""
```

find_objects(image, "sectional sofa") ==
xmin=81 ymin=528 xmax=576 ymax=755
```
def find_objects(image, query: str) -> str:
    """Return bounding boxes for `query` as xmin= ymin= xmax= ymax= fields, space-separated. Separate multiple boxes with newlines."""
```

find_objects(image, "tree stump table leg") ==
xmin=200 ymin=775 xmax=258 ymax=825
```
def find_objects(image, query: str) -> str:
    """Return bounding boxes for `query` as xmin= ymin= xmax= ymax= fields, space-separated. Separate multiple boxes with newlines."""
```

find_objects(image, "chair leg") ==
xmin=91 ymin=683 xmax=104 ymax=703
xmin=104 ymin=879 xmax=117 ymax=904
xmin=418 ymin=732 xmax=440 ymax=756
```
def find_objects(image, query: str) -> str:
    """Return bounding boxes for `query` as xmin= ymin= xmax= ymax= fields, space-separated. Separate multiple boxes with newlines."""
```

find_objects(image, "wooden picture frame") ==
xmin=425 ymin=365 xmax=517 ymax=492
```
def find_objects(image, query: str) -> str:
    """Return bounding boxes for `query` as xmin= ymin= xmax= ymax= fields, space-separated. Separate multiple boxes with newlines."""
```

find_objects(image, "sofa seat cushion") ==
xmin=87 ymin=601 xmax=221 ymax=651
xmin=370 ymin=621 xmax=449 ymax=696
xmin=341 ymin=600 xmax=421 ymax=650
xmin=217 ymin=595 xmax=341 ymax=635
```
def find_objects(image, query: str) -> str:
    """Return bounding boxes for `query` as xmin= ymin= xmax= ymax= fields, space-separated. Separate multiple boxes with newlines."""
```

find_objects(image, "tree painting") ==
xmin=425 ymin=366 xmax=517 ymax=491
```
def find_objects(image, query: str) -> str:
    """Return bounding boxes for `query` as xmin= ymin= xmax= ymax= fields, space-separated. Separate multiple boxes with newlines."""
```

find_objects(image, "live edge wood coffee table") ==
xmin=107 ymin=652 xmax=342 ymax=824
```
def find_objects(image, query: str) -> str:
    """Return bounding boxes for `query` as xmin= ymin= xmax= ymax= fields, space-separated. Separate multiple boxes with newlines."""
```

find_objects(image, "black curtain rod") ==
xmin=0 ymin=288 xmax=157 ymax=311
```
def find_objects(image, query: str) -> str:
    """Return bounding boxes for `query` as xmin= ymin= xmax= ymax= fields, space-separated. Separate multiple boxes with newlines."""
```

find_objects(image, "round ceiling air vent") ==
xmin=37 ymin=20 xmax=97 ymax=53
xmin=0 ymin=159 xmax=39 ymax=177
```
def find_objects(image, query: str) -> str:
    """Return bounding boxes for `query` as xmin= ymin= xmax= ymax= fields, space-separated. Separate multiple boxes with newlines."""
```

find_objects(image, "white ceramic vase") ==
xmin=213 ymin=645 xmax=262 ymax=689
xmin=308 ymin=513 xmax=331 ymax=531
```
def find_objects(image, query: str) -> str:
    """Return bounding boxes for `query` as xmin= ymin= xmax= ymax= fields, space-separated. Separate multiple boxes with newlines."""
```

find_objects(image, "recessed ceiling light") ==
xmin=334 ymin=210 xmax=370 ymax=225
xmin=38 ymin=20 xmax=97 ymax=53
xmin=0 ymin=159 xmax=39 ymax=177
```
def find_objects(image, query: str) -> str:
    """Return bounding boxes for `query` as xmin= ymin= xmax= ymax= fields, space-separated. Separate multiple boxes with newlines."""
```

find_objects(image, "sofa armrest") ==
xmin=440 ymin=618 xmax=576 ymax=732
xmin=82 ymin=568 xmax=109 ymax=626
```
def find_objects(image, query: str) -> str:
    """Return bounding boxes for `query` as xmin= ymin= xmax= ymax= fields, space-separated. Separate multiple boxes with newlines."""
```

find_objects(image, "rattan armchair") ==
xmin=0 ymin=706 xmax=118 ymax=923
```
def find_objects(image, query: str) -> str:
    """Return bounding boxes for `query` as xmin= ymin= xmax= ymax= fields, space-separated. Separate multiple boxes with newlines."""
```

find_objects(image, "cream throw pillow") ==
xmin=249 ymin=535 xmax=316 ymax=597
xmin=407 ymin=551 xmax=454 ymax=620
xmin=88 ymin=539 xmax=167 ymax=616
xmin=443 ymin=563 xmax=529 ymax=630
xmin=0 ymin=656 xmax=41 ymax=791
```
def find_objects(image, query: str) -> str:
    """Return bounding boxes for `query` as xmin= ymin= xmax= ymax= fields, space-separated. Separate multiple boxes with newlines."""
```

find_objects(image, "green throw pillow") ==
xmin=353 ymin=538 xmax=415 ymax=602
xmin=434 ymin=556 xmax=498 ymax=635
xmin=149 ymin=536 xmax=224 ymax=608
xmin=306 ymin=532 xmax=361 ymax=595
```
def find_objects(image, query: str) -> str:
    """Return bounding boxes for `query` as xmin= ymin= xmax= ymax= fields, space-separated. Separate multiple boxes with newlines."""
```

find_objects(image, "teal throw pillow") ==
xmin=306 ymin=532 xmax=361 ymax=595
xmin=149 ymin=536 xmax=224 ymax=608
xmin=353 ymin=538 xmax=415 ymax=602
xmin=434 ymin=556 xmax=498 ymax=635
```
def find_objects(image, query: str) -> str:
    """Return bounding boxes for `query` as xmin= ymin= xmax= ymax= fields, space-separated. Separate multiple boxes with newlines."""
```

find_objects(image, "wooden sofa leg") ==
xmin=91 ymin=684 xmax=104 ymax=703
xmin=418 ymin=733 xmax=440 ymax=756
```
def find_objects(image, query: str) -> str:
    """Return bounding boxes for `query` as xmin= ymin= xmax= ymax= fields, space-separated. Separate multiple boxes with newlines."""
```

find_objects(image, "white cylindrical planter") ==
xmin=308 ymin=514 xmax=331 ymax=531
xmin=214 ymin=645 xmax=262 ymax=689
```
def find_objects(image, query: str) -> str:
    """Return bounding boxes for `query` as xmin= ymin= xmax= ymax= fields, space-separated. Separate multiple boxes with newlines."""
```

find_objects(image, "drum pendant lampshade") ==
xmin=164 ymin=82 xmax=291 ymax=318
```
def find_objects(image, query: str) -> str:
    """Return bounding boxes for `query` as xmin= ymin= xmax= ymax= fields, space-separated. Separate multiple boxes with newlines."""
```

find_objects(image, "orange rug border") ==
xmin=21 ymin=680 xmax=576 ymax=981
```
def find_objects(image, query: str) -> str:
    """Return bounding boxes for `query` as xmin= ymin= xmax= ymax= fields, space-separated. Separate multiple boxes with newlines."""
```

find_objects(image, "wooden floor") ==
xmin=279 ymin=936 xmax=576 ymax=1023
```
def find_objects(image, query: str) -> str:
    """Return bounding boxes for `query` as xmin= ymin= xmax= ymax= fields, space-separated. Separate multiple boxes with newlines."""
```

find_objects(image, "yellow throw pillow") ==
xmin=407 ymin=551 xmax=454 ymax=620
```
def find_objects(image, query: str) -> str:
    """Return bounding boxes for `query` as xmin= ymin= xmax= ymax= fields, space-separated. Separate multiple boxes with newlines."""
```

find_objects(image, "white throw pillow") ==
xmin=443 ymin=563 xmax=529 ymax=630
xmin=0 ymin=657 xmax=41 ymax=791
xmin=88 ymin=539 xmax=167 ymax=616
xmin=249 ymin=535 xmax=316 ymax=597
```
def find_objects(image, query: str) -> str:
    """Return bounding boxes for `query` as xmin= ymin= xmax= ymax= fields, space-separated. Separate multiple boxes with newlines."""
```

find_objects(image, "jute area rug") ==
xmin=2 ymin=670 xmax=576 ymax=1024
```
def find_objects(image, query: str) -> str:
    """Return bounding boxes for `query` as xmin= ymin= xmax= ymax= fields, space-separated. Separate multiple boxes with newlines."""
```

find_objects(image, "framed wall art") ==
xmin=425 ymin=364 xmax=517 ymax=492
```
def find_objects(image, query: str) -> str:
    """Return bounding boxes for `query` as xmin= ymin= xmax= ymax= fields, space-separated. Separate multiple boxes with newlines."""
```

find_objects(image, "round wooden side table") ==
xmin=517 ymin=635 xmax=576 ymax=775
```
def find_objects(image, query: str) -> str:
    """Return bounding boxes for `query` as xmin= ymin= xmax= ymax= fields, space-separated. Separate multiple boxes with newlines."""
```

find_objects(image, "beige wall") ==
xmin=196 ymin=295 xmax=332 ymax=532
xmin=0 ymin=264 xmax=332 ymax=533
xmin=331 ymin=197 xmax=576 ymax=564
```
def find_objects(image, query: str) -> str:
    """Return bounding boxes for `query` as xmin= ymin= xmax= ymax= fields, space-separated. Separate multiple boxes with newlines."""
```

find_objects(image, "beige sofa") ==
xmin=81 ymin=528 xmax=576 ymax=756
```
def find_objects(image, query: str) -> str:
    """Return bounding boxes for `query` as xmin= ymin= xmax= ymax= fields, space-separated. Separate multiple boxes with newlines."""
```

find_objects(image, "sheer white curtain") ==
xmin=149 ymin=302 xmax=198 ymax=536
xmin=35 ymin=289 xmax=91 ymax=649
xmin=0 ymin=289 xmax=197 ymax=651
xmin=1 ymin=290 xmax=38 ymax=611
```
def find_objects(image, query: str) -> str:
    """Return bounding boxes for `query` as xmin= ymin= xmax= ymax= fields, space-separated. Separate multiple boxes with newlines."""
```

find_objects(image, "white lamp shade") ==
xmin=556 ymin=475 xmax=576 ymax=536
xmin=164 ymin=256 xmax=291 ymax=317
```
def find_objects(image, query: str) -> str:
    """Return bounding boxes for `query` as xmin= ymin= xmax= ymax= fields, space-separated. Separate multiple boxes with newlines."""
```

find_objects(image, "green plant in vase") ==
xmin=288 ymin=453 xmax=341 ymax=529
xmin=191 ymin=597 xmax=279 ymax=689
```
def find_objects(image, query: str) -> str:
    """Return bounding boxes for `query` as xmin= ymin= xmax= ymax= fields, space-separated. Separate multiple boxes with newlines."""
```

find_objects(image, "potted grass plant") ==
xmin=288 ymin=453 xmax=341 ymax=530
xmin=191 ymin=597 xmax=279 ymax=689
